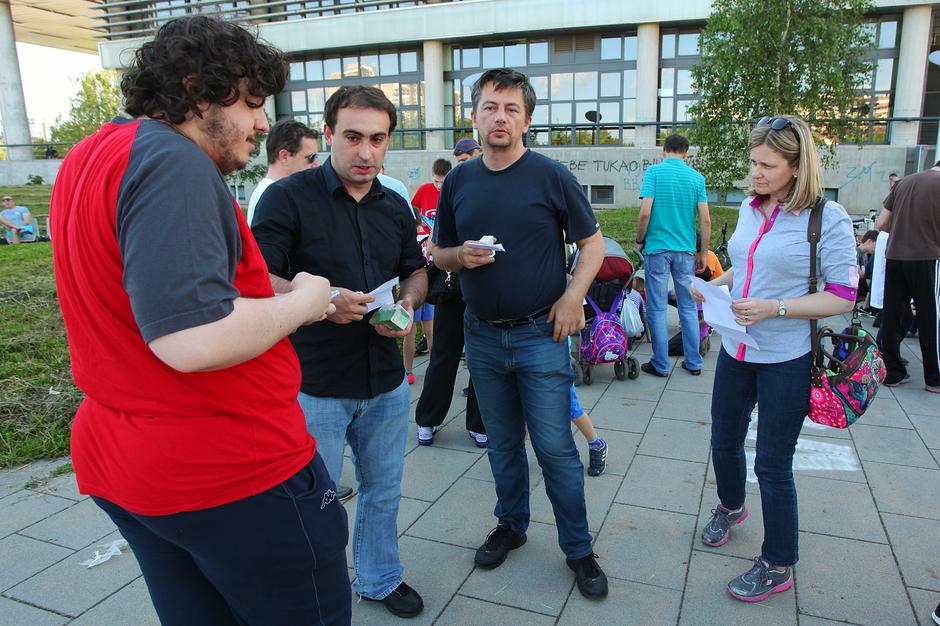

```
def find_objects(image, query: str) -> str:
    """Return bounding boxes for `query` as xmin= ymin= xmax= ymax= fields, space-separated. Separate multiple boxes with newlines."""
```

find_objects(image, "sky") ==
xmin=15 ymin=42 xmax=102 ymax=139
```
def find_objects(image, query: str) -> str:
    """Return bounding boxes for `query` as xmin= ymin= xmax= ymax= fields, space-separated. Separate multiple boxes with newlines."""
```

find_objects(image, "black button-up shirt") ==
xmin=252 ymin=158 xmax=425 ymax=399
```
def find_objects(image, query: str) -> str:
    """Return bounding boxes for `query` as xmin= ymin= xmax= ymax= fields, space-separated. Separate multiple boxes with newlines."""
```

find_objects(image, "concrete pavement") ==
xmin=1 ymin=312 xmax=938 ymax=625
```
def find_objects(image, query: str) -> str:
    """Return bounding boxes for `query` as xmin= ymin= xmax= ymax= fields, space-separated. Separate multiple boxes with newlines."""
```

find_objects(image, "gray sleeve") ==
xmin=116 ymin=139 xmax=241 ymax=343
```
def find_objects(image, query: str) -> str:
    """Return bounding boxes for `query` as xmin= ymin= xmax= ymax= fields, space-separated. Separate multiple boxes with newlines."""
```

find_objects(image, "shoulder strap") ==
xmin=807 ymin=197 xmax=826 ymax=361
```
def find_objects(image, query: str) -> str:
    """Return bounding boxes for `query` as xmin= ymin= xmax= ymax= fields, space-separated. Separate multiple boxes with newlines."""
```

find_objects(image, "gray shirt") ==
xmin=722 ymin=197 xmax=857 ymax=363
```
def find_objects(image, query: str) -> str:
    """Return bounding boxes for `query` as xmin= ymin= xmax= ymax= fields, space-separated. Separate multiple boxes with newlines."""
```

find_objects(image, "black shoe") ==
xmin=641 ymin=362 xmax=667 ymax=377
xmin=901 ymin=357 xmax=909 ymax=366
xmin=337 ymin=485 xmax=355 ymax=502
xmin=884 ymin=373 xmax=911 ymax=387
xmin=415 ymin=337 xmax=428 ymax=355
xmin=365 ymin=581 xmax=424 ymax=618
xmin=474 ymin=523 xmax=526 ymax=569
xmin=681 ymin=362 xmax=701 ymax=376
xmin=461 ymin=386 xmax=470 ymax=397
xmin=566 ymin=553 xmax=608 ymax=599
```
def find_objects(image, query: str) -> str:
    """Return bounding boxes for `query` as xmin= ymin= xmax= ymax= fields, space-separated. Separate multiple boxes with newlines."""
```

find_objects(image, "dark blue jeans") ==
xmin=94 ymin=453 xmax=351 ymax=625
xmin=464 ymin=309 xmax=593 ymax=560
xmin=710 ymin=347 xmax=812 ymax=567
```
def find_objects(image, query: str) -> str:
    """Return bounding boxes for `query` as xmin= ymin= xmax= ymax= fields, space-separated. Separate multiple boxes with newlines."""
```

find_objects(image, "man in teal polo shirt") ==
xmin=635 ymin=133 xmax=711 ymax=376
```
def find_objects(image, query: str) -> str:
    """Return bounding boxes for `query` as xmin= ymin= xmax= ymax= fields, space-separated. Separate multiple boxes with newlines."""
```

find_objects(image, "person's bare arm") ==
xmin=433 ymin=241 xmax=496 ymax=272
xmin=269 ymin=273 xmax=292 ymax=294
xmin=730 ymin=291 xmax=853 ymax=327
xmin=149 ymin=273 xmax=335 ymax=373
xmin=875 ymin=208 xmax=892 ymax=231
xmin=548 ymin=230 xmax=603 ymax=341
xmin=696 ymin=201 xmax=711 ymax=272
xmin=635 ymin=197 xmax=653 ymax=250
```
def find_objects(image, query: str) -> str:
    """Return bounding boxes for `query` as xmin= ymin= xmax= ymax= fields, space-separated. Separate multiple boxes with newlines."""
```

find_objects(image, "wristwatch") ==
xmin=777 ymin=299 xmax=787 ymax=318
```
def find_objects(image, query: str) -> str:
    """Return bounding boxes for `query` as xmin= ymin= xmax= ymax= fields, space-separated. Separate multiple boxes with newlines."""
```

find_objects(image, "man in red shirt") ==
xmin=412 ymin=158 xmax=451 ymax=237
xmin=50 ymin=16 xmax=351 ymax=625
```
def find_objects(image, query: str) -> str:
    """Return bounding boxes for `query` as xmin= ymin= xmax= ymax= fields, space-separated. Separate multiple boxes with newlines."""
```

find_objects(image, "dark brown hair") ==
xmin=432 ymin=158 xmax=452 ymax=177
xmin=323 ymin=86 xmax=397 ymax=134
xmin=122 ymin=16 xmax=287 ymax=124
xmin=471 ymin=68 xmax=536 ymax=117
xmin=265 ymin=119 xmax=320 ymax=164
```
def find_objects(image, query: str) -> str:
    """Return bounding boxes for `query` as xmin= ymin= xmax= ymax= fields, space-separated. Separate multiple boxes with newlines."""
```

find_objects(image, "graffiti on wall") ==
xmin=839 ymin=161 xmax=876 ymax=189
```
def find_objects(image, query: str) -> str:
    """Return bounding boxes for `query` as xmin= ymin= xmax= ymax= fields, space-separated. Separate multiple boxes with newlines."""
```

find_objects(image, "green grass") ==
xmin=0 ymin=241 xmax=80 ymax=467
xmin=0 ymin=184 xmax=54 ymax=217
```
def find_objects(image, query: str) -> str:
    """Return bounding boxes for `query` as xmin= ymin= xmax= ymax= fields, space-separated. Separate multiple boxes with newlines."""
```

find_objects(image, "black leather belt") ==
xmin=484 ymin=306 xmax=553 ymax=328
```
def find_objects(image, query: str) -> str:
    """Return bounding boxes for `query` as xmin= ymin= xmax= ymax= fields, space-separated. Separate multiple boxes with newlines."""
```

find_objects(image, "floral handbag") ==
xmin=806 ymin=199 xmax=886 ymax=428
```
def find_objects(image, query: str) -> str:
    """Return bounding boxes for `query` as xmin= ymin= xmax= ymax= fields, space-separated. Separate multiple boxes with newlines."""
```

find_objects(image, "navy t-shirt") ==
xmin=434 ymin=150 xmax=599 ymax=320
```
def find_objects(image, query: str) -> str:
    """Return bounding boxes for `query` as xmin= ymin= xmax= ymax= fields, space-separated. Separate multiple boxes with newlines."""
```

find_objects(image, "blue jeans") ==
xmin=644 ymin=251 xmax=702 ymax=373
xmin=297 ymin=379 xmax=410 ymax=600
xmin=464 ymin=309 xmax=593 ymax=560
xmin=710 ymin=348 xmax=812 ymax=566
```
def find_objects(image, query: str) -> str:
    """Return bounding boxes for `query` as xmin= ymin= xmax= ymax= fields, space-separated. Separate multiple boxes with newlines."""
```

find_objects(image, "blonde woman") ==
xmin=692 ymin=115 xmax=857 ymax=602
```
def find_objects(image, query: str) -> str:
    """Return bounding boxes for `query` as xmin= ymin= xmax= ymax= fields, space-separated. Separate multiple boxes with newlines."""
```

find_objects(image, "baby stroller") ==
xmin=569 ymin=237 xmax=641 ymax=385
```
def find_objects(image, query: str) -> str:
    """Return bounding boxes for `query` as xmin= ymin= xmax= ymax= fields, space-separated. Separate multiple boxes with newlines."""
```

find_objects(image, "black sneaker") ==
xmin=587 ymin=439 xmax=608 ymax=477
xmin=640 ymin=362 xmax=667 ymax=377
xmin=566 ymin=553 xmax=608 ymax=599
xmin=337 ymin=485 xmax=355 ymax=503
xmin=364 ymin=581 xmax=424 ymax=618
xmin=474 ymin=523 xmax=526 ymax=569
xmin=415 ymin=337 xmax=428 ymax=355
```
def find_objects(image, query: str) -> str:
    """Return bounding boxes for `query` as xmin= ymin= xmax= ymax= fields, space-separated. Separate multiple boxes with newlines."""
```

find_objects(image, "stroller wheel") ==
xmin=627 ymin=357 xmax=639 ymax=380
xmin=699 ymin=335 xmax=711 ymax=357
xmin=572 ymin=360 xmax=584 ymax=387
xmin=614 ymin=360 xmax=627 ymax=381
xmin=582 ymin=364 xmax=593 ymax=386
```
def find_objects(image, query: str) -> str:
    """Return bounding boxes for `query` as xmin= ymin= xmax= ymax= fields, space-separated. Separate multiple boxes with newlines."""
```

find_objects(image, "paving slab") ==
xmin=0 ymin=533 xmax=72 ymax=592
xmin=560 ymin=577 xmax=682 ymax=626
xmin=797 ymin=614 xmax=851 ymax=626
xmin=29 ymin=471 xmax=86 ymax=502
xmin=400 ymin=445 xmax=479 ymax=502
xmin=594 ymin=503 xmax=695 ymax=590
xmin=794 ymin=475 xmax=887 ymax=544
xmin=788 ymin=434 xmax=866 ymax=484
xmin=860 ymin=394 xmax=914 ymax=429
xmin=406 ymin=478 xmax=501 ymax=550
xmin=616 ymin=455 xmax=705 ymax=515
xmin=529 ymin=470 xmax=620 ymax=533
xmin=0 ymin=596 xmax=68 ymax=626
xmin=652 ymin=389 xmax=712 ymax=423
xmin=882 ymin=513 xmax=940 ymax=592
xmin=460 ymin=522 xmax=573 ymax=616
xmin=0 ymin=490 xmax=75 ymax=539
xmin=437 ymin=594 xmax=555 ymax=625
xmin=851 ymin=424 xmax=938 ymax=469
xmin=865 ymin=461 xmax=940 ymax=520
xmin=5 ymin=531 xmax=142 ymax=618
xmin=679 ymin=550 xmax=796 ymax=626
xmin=583 ymin=428 xmax=641 ymax=477
xmin=797 ymin=532 xmax=915 ymax=625
xmin=69 ymin=577 xmax=159 ymax=626
xmin=0 ymin=460 xmax=64 ymax=500
xmin=907 ymin=587 xmax=940 ymax=626
xmin=588 ymin=395 xmax=657 ymax=433
xmin=909 ymin=414 xmax=940 ymax=449
xmin=600 ymin=371 xmax=669 ymax=401
xmin=19 ymin=498 xmax=117 ymax=550
xmin=890 ymin=387 xmax=940 ymax=417
xmin=638 ymin=418 xmax=711 ymax=463
xmin=349 ymin=535 xmax=475 ymax=625
xmin=664 ymin=367 xmax=716 ymax=394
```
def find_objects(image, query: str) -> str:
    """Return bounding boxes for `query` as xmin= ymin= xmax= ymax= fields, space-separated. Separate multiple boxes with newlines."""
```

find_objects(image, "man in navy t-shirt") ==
xmin=433 ymin=68 xmax=608 ymax=599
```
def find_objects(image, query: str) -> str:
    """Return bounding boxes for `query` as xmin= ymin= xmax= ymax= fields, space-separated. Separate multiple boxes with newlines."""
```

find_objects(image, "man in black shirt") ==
xmin=433 ymin=69 xmax=608 ymax=599
xmin=252 ymin=86 xmax=427 ymax=618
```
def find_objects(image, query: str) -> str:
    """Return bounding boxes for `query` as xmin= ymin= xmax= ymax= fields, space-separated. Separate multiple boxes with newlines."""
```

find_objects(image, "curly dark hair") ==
xmin=121 ymin=16 xmax=287 ymax=124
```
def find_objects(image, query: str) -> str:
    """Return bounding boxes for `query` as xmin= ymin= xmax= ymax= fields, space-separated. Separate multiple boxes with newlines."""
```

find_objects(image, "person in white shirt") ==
xmin=246 ymin=119 xmax=320 ymax=225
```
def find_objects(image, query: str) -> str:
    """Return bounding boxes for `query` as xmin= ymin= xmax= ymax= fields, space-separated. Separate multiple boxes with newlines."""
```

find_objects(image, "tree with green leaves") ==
xmin=50 ymin=70 xmax=123 ymax=152
xmin=688 ymin=0 xmax=874 ymax=193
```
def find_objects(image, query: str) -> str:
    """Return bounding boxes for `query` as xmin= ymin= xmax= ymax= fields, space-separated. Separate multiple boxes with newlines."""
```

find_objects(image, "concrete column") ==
xmin=890 ymin=4 xmax=932 ymax=146
xmin=636 ymin=22 xmax=660 ymax=149
xmin=0 ymin=0 xmax=33 ymax=160
xmin=423 ymin=40 xmax=445 ymax=151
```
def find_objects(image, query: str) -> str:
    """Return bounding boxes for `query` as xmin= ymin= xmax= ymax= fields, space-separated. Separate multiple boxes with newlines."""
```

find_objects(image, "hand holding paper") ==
xmin=365 ymin=277 xmax=400 ymax=312
xmin=691 ymin=277 xmax=759 ymax=349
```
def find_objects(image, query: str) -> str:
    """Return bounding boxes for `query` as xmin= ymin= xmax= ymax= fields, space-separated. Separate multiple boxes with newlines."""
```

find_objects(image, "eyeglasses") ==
xmin=756 ymin=116 xmax=800 ymax=142
xmin=304 ymin=153 xmax=318 ymax=164
xmin=2 ymin=198 xmax=12 ymax=202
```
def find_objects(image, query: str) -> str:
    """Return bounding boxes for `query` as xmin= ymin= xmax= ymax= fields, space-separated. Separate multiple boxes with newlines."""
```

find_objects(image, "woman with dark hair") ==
xmin=692 ymin=115 xmax=857 ymax=602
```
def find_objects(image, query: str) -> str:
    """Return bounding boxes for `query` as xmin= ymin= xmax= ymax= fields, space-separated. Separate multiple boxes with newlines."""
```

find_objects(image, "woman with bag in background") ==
xmin=690 ymin=115 xmax=857 ymax=602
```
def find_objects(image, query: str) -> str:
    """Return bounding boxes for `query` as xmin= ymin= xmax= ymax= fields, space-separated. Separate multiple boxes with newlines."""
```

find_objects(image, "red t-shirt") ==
xmin=411 ymin=182 xmax=440 ymax=237
xmin=51 ymin=119 xmax=314 ymax=516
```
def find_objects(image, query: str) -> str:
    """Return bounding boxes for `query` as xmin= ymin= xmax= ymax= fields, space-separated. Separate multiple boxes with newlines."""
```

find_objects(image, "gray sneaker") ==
xmin=701 ymin=504 xmax=748 ymax=547
xmin=727 ymin=556 xmax=792 ymax=602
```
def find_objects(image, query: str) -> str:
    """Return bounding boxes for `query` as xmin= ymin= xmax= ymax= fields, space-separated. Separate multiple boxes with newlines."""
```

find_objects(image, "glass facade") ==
xmin=855 ymin=15 xmax=900 ymax=144
xmin=658 ymin=28 xmax=701 ymax=142
xmin=280 ymin=49 xmax=424 ymax=150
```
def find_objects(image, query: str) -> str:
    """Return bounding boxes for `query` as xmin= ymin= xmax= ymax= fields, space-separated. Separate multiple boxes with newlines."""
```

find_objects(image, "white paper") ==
xmin=365 ymin=277 xmax=399 ymax=312
xmin=467 ymin=241 xmax=506 ymax=252
xmin=691 ymin=277 xmax=759 ymax=349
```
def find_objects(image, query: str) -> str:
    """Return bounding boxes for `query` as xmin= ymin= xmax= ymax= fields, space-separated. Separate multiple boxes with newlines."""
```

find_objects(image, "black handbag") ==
xmin=426 ymin=264 xmax=461 ymax=304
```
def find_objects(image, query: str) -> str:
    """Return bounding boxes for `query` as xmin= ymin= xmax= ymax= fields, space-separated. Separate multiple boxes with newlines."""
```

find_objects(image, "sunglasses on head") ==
xmin=304 ymin=153 xmax=318 ymax=164
xmin=756 ymin=116 xmax=800 ymax=142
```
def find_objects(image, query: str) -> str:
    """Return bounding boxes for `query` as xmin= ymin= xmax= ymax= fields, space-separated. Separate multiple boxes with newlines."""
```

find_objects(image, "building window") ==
xmin=854 ymin=15 xmax=899 ymax=145
xmin=658 ymin=27 xmax=702 ymax=141
xmin=590 ymin=185 xmax=615 ymax=205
